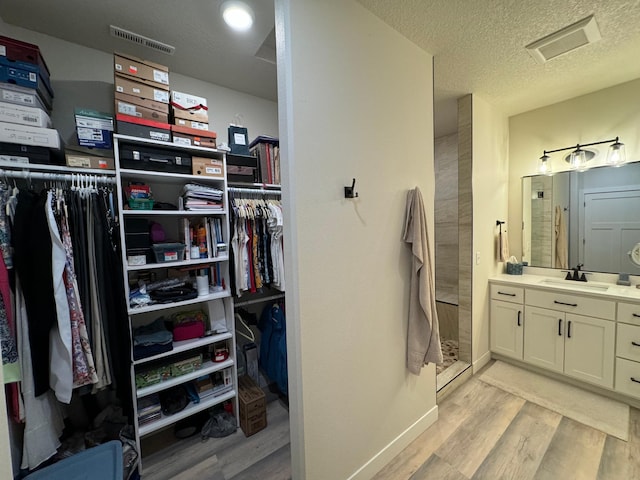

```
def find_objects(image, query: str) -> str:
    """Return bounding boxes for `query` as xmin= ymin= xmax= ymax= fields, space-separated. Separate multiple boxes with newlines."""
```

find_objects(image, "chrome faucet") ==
xmin=564 ymin=264 xmax=587 ymax=282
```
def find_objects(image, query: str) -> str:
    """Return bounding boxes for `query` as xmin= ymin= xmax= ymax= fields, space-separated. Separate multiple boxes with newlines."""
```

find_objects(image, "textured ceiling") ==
xmin=358 ymin=0 xmax=640 ymax=136
xmin=2 ymin=1 xmax=640 ymax=137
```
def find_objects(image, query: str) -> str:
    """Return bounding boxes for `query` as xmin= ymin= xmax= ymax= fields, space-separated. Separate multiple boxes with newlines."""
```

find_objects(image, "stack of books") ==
xmin=181 ymin=183 xmax=223 ymax=211
xmin=137 ymin=393 xmax=162 ymax=426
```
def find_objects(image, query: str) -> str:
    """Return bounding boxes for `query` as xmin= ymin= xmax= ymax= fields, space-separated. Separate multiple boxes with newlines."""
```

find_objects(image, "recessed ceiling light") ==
xmin=221 ymin=1 xmax=254 ymax=32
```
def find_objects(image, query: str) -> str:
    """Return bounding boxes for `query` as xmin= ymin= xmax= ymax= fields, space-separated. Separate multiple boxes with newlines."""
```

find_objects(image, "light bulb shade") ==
xmin=607 ymin=141 xmax=626 ymax=166
xmin=221 ymin=1 xmax=254 ymax=31
xmin=569 ymin=148 xmax=586 ymax=170
xmin=538 ymin=153 xmax=551 ymax=174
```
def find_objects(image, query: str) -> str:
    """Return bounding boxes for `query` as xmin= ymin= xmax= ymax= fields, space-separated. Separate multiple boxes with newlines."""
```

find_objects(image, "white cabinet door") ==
xmin=523 ymin=306 xmax=564 ymax=373
xmin=564 ymin=313 xmax=615 ymax=388
xmin=490 ymin=300 xmax=523 ymax=360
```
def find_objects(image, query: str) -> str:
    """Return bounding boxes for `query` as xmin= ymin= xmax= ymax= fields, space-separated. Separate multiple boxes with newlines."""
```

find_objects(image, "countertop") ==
xmin=490 ymin=273 xmax=640 ymax=302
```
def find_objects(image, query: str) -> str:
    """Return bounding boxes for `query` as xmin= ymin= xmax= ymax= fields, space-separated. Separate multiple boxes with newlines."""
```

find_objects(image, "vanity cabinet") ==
xmin=615 ymin=302 xmax=640 ymax=399
xmin=490 ymin=278 xmax=617 ymax=391
xmin=489 ymin=285 xmax=524 ymax=360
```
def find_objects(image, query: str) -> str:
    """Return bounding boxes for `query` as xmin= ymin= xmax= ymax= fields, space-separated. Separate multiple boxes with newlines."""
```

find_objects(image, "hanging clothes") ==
xmin=403 ymin=187 xmax=443 ymax=375
xmin=229 ymin=191 xmax=284 ymax=296
xmin=258 ymin=303 xmax=288 ymax=395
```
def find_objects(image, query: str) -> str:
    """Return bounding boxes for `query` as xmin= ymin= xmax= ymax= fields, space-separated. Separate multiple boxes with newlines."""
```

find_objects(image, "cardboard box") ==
xmin=0 ymin=82 xmax=49 ymax=112
xmin=115 ymin=92 xmax=169 ymax=114
xmin=172 ymin=117 xmax=208 ymax=130
xmin=65 ymin=152 xmax=115 ymax=170
xmin=171 ymin=91 xmax=208 ymax=123
xmin=0 ymin=121 xmax=60 ymax=149
xmin=171 ymin=124 xmax=217 ymax=149
xmin=0 ymin=101 xmax=51 ymax=128
xmin=114 ymin=52 xmax=169 ymax=87
xmin=115 ymin=96 xmax=168 ymax=123
xmin=238 ymin=375 xmax=266 ymax=437
xmin=116 ymin=113 xmax=171 ymax=143
xmin=74 ymin=108 xmax=113 ymax=149
xmin=114 ymin=74 xmax=169 ymax=104
xmin=0 ymin=54 xmax=52 ymax=98
xmin=192 ymin=156 xmax=224 ymax=178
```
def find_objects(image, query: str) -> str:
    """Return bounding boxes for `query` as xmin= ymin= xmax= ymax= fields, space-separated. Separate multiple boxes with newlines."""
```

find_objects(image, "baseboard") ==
xmin=472 ymin=350 xmax=491 ymax=374
xmin=346 ymin=404 xmax=439 ymax=480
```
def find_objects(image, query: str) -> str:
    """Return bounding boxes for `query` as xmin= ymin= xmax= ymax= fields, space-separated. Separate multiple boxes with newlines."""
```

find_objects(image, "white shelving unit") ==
xmin=113 ymin=134 xmax=238 ymax=473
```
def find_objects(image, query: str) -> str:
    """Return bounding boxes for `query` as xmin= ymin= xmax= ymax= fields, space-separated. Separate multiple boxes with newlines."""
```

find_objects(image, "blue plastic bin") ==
xmin=27 ymin=441 xmax=123 ymax=480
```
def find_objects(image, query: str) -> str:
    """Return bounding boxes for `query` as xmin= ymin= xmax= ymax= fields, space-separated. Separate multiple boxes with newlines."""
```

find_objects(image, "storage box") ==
xmin=0 ymin=121 xmax=60 ymax=149
xmin=135 ymin=365 xmax=171 ymax=389
xmin=0 ymin=64 xmax=53 ymax=109
xmin=65 ymin=152 xmax=115 ymax=170
xmin=114 ymin=74 xmax=169 ymax=103
xmin=115 ymin=92 xmax=169 ymax=114
xmin=172 ymin=117 xmax=208 ymax=130
xmin=238 ymin=375 xmax=266 ymax=436
xmin=152 ymin=243 xmax=186 ymax=263
xmin=171 ymin=124 xmax=216 ymax=149
xmin=0 ymin=141 xmax=51 ymax=164
xmin=119 ymin=142 xmax=192 ymax=174
xmin=226 ymin=153 xmax=257 ymax=183
xmin=115 ymin=96 xmax=169 ymax=123
xmin=0 ymin=54 xmax=52 ymax=98
xmin=116 ymin=114 xmax=171 ymax=143
xmin=0 ymin=101 xmax=51 ymax=128
xmin=114 ymin=53 xmax=169 ymax=87
xmin=192 ymin=156 xmax=224 ymax=178
xmin=170 ymin=91 xmax=208 ymax=123
xmin=0 ymin=82 xmax=49 ymax=112
xmin=169 ymin=353 xmax=203 ymax=377
xmin=506 ymin=262 xmax=523 ymax=275
xmin=74 ymin=108 xmax=114 ymax=149
xmin=0 ymin=35 xmax=51 ymax=82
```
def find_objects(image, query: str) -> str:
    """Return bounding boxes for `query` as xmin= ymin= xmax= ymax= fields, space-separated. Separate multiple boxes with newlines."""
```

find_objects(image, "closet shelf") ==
xmin=114 ymin=134 xmax=224 ymax=156
xmin=133 ymin=332 xmax=233 ymax=366
xmin=138 ymin=389 xmax=236 ymax=437
xmin=0 ymin=160 xmax=116 ymax=176
xmin=121 ymin=209 xmax=227 ymax=217
xmin=128 ymin=290 xmax=231 ymax=315
xmin=227 ymin=182 xmax=281 ymax=190
xmin=119 ymin=168 xmax=225 ymax=184
xmin=127 ymin=256 xmax=229 ymax=272
xmin=137 ymin=358 xmax=234 ymax=398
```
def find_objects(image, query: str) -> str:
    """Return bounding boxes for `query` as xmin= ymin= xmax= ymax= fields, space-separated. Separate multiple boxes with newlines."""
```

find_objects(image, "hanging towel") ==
xmin=499 ymin=226 xmax=509 ymax=262
xmin=402 ymin=187 xmax=443 ymax=375
xmin=555 ymin=206 xmax=568 ymax=269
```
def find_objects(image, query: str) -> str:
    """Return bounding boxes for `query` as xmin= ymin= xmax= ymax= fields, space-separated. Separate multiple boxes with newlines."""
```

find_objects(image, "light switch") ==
xmin=476 ymin=251 xmax=481 ymax=265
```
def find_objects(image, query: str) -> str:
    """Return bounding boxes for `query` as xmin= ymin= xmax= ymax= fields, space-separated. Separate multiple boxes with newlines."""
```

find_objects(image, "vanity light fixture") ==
xmin=221 ymin=1 xmax=254 ymax=31
xmin=537 ymin=136 xmax=626 ymax=173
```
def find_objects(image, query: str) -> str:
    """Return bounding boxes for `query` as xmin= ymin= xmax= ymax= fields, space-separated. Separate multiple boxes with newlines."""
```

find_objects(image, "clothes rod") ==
xmin=234 ymin=293 xmax=285 ymax=308
xmin=0 ymin=169 xmax=117 ymax=184
xmin=227 ymin=186 xmax=281 ymax=196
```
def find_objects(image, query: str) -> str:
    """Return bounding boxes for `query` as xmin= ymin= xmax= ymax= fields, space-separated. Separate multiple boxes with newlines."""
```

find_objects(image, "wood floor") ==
xmin=374 ymin=368 xmax=640 ymax=480
xmin=139 ymin=365 xmax=640 ymax=480
xmin=141 ymin=399 xmax=291 ymax=480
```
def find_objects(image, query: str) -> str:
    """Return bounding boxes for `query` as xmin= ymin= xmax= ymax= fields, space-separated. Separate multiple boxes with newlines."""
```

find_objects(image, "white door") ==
xmin=581 ymin=189 xmax=640 ymax=274
xmin=523 ymin=306 xmax=564 ymax=373
xmin=490 ymin=300 xmax=523 ymax=360
xmin=564 ymin=313 xmax=615 ymax=388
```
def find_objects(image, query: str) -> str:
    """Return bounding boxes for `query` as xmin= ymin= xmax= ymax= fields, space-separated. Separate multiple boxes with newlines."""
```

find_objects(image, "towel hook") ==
xmin=344 ymin=178 xmax=358 ymax=198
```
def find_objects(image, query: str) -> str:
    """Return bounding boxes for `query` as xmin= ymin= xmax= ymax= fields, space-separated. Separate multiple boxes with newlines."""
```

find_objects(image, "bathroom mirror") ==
xmin=522 ymin=161 xmax=640 ymax=275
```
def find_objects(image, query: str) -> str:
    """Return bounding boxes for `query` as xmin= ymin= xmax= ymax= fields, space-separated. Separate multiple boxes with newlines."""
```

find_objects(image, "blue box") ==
xmin=0 ymin=63 xmax=53 ymax=108
xmin=74 ymin=108 xmax=114 ymax=149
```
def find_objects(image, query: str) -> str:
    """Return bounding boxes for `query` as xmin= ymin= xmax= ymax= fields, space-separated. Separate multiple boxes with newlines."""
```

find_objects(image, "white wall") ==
xmin=508 ymin=78 xmax=640 ymax=262
xmin=0 ymin=18 xmax=278 ymax=146
xmin=277 ymin=1 xmax=437 ymax=478
xmin=471 ymin=95 xmax=509 ymax=368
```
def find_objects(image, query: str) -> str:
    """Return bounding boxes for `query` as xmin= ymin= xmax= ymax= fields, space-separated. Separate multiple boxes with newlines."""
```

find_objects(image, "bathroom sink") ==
xmin=538 ymin=278 xmax=610 ymax=293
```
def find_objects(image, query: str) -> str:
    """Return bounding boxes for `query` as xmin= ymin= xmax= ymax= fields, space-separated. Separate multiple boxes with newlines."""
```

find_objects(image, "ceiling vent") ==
xmin=525 ymin=15 xmax=601 ymax=64
xmin=109 ymin=25 xmax=175 ymax=55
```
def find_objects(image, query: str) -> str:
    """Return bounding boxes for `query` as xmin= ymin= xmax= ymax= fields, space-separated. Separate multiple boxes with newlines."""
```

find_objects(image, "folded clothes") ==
xmin=133 ymin=318 xmax=173 ymax=346
xmin=133 ymin=342 xmax=173 ymax=361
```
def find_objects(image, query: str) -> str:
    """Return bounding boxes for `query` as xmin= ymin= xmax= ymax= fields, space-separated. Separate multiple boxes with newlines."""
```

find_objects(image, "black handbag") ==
xmin=159 ymin=386 xmax=189 ymax=416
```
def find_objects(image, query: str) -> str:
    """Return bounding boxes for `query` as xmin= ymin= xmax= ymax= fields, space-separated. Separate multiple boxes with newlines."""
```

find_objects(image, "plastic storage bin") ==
xmin=152 ymin=243 xmax=185 ymax=263
xmin=26 ymin=440 xmax=122 ymax=479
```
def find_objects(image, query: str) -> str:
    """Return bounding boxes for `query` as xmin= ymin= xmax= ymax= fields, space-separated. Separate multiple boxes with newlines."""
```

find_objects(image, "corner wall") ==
xmin=471 ymin=95 xmax=509 ymax=369
xmin=508 ymin=78 xmax=640 ymax=261
xmin=277 ymin=1 xmax=437 ymax=478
